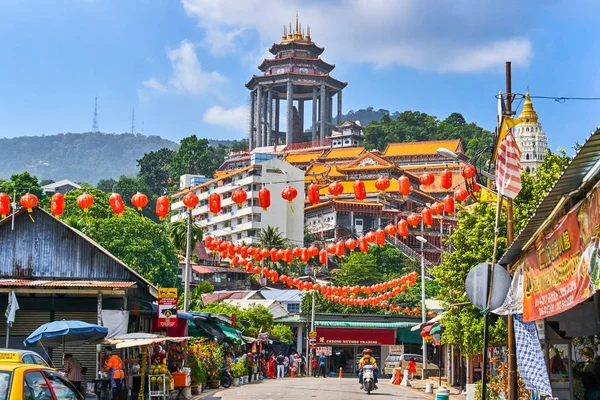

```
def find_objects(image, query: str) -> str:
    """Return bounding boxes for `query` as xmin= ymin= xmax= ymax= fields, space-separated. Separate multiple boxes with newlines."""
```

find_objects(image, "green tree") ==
xmin=0 ymin=172 xmax=43 ymax=199
xmin=97 ymin=178 xmax=117 ymax=193
xmin=229 ymin=140 xmax=248 ymax=152
xmin=170 ymin=135 xmax=228 ymax=178
xmin=183 ymin=282 xmax=214 ymax=311
xmin=168 ymin=218 xmax=203 ymax=254
xmin=137 ymin=148 xmax=176 ymax=196
xmin=270 ymin=324 xmax=294 ymax=343
xmin=201 ymin=303 xmax=274 ymax=337
xmin=257 ymin=226 xmax=287 ymax=249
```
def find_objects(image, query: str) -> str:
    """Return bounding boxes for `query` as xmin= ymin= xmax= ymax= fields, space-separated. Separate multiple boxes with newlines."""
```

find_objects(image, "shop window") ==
xmin=214 ymin=273 xmax=222 ymax=283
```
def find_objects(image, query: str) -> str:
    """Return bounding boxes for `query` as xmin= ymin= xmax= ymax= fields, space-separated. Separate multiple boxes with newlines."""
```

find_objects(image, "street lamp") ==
xmin=415 ymin=235 xmax=428 ymax=376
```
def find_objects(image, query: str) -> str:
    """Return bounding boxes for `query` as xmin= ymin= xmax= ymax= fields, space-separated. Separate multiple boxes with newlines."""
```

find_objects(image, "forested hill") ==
xmin=0 ymin=132 xmax=178 ymax=184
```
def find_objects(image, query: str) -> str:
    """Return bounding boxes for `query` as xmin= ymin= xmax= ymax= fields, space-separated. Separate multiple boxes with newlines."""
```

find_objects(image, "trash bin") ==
xmin=436 ymin=386 xmax=450 ymax=400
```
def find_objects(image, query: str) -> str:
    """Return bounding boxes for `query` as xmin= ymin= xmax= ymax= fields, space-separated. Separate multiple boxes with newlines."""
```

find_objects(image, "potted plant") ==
xmin=189 ymin=355 xmax=207 ymax=395
xmin=232 ymin=359 xmax=244 ymax=386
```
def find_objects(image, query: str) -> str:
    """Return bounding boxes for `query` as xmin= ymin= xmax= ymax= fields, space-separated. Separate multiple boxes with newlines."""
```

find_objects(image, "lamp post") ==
xmin=415 ymin=235 xmax=428 ymax=377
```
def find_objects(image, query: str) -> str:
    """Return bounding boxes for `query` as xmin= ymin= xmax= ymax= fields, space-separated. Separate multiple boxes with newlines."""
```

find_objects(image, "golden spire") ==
xmin=288 ymin=23 xmax=292 ymax=39
xmin=306 ymin=25 xmax=311 ymax=41
xmin=296 ymin=11 xmax=299 ymax=33
xmin=518 ymin=90 xmax=539 ymax=123
xmin=282 ymin=25 xmax=287 ymax=41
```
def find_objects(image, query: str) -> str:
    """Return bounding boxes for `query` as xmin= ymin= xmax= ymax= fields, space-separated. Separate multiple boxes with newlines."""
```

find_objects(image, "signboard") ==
xmin=316 ymin=327 xmax=395 ymax=345
xmin=158 ymin=288 xmax=178 ymax=328
xmin=521 ymin=187 xmax=600 ymax=322
xmin=309 ymin=331 xmax=317 ymax=338
xmin=314 ymin=346 xmax=332 ymax=356
xmin=389 ymin=345 xmax=404 ymax=355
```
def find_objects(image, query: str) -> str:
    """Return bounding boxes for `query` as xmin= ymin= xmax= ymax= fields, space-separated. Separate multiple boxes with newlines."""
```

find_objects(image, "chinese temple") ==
xmin=246 ymin=12 xmax=347 ymax=149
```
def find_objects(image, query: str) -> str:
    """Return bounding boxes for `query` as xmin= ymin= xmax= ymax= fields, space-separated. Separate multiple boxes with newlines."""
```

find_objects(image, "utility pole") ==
xmin=183 ymin=209 xmax=192 ymax=312
xmin=505 ymin=61 xmax=518 ymax=400
xmin=308 ymin=263 xmax=317 ymax=376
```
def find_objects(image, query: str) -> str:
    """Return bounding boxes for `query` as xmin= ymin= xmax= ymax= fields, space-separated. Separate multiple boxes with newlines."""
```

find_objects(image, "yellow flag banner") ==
xmin=473 ymin=185 xmax=508 ymax=208
xmin=491 ymin=117 xmax=524 ymax=164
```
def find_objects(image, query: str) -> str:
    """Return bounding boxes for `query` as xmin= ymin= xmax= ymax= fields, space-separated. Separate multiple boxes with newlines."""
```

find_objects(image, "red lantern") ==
xmin=0 ymin=193 xmax=10 ymax=218
xmin=209 ymin=193 xmax=221 ymax=215
xmin=454 ymin=187 xmax=469 ymax=202
xmin=345 ymin=238 xmax=357 ymax=251
xmin=281 ymin=185 xmax=298 ymax=203
xmin=444 ymin=195 xmax=455 ymax=215
xmin=353 ymin=180 xmax=366 ymax=202
xmin=308 ymin=246 xmax=319 ymax=257
xmin=472 ymin=181 xmax=481 ymax=193
xmin=182 ymin=192 xmax=199 ymax=210
xmin=407 ymin=213 xmax=421 ymax=228
xmin=307 ymin=183 xmax=320 ymax=205
xmin=319 ymin=249 xmax=328 ymax=265
xmin=428 ymin=311 xmax=435 ymax=317
xmin=108 ymin=193 xmax=124 ymax=216
xmin=441 ymin=169 xmax=453 ymax=190
xmin=50 ymin=193 xmax=64 ymax=218
xmin=384 ymin=223 xmax=397 ymax=237
xmin=398 ymin=175 xmax=411 ymax=198
xmin=328 ymin=181 xmax=343 ymax=197
xmin=397 ymin=219 xmax=409 ymax=238
xmin=270 ymin=248 xmax=279 ymax=263
xmin=327 ymin=243 xmax=336 ymax=255
xmin=365 ymin=231 xmax=376 ymax=243
xmin=375 ymin=228 xmax=386 ymax=246
xmin=461 ymin=164 xmax=477 ymax=180
xmin=419 ymin=172 xmax=435 ymax=187
xmin=20 ymin=193 xmax=38 ymax=214
xmin=131 ymin=192 xmax=148 ymax=211
xmin=375 ymin=177 xmax=390 ymax=194
xmin=76 ymin=193 xmax=94 ymax=213
xmin=431 ymin=202 xmax=445 ymax=215
xmin=358 ymin=236 xmax=369 ymax=252
xmin=245 ymin=262 xmax=254 ymax=273
xmin=156 ymin=196 xmax=170 ymax=220
xmin=301 ymin=248 xmax=310 ymax=262
xmin=336 ymin=241 xmax=345 ymax=257
xmin=421 ymin=208 xmax=433 ymax=228
xmin=231 ymin=189 xmax=248 ymax=207
xmin=258 ymin=187 xmax=271 ymax=211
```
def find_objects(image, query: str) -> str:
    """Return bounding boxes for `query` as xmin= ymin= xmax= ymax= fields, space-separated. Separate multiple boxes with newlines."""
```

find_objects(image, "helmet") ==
xmin=362 ymin=348 xmax=372 ymax=356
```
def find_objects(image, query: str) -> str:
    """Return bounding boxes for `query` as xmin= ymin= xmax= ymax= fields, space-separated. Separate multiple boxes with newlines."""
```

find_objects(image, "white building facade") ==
xmin=171 ymin=158 xmax=305 ymax=246
xmin=513 ymin=91 xmax=549 ymax=172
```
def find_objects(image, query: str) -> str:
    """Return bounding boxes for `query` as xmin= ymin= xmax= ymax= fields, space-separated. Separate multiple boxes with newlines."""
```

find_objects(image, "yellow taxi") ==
xmin=0 ymin=352 xmax=96 ymax=400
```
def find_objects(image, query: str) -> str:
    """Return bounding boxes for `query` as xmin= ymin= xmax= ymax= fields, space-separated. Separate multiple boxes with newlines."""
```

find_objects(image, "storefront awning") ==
xmin=315 ymin=321 xmax=417 ymax=329
xmin=410 ymin=313 xmax=444 ymax=331
xmin=217 ymin=324 xmax=243 ymax=344
xmin=430 ymin=325 xmax=444 ymax=335
xmin=396 ymin=328 xmax=422 ymax=344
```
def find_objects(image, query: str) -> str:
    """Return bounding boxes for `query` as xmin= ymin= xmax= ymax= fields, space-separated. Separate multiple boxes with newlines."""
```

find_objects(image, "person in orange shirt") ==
xmin=407 ymin=357 xmax=417 ymax=380
xmin=102 ymin=347 xmax=126 ymax=400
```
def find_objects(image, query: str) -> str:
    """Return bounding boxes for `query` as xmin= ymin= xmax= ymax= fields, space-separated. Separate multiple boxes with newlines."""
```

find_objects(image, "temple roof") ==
xmin=285 ymin=151 xmax=324 ymax=164
xmin=517 ymin=91 xmax=539 ymax=123
xmin=258 ymin=57 xmax=335 ymax=73
xmin=383 ymin=139 xmax=463 ymax=157
xmin=322 ymin=147 xmax=365 ymax=160
xmin=245 ymin=73 xmax=347 ymax=91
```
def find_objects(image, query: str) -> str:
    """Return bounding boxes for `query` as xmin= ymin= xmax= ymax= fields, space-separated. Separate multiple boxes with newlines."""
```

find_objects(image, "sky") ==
xmin=0 ymin=0 xmax=599 ymax=153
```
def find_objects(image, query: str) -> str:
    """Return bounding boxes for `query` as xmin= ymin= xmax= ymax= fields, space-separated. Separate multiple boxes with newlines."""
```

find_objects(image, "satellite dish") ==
xmin=465 ymin=263 xmax=512 ymax=310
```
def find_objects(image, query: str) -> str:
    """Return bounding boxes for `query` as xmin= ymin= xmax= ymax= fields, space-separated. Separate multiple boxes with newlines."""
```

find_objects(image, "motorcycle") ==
xmin=362 ymin=365 xmax=377 ymax=394
xmin=221 ymin=367 xmax=233 ymax=388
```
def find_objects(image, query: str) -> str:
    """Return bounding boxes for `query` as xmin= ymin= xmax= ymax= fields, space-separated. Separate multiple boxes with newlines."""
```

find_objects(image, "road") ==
xmin=199 ymin=377 xmax=427 ymax=400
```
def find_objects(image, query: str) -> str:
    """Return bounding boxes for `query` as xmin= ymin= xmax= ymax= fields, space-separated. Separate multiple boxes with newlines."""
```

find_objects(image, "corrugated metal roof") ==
xmin=259 ymin=289 xmax=302 ymax=303
xmin=0 ymin=280 xmax=135 ymax=288
xmin=315 ymin=321 xmax=417 ymax=328
xmin=191 ymin=265 xmax=248 ymax=274
xmin=500 ymin=128 xmax=600 ymax=265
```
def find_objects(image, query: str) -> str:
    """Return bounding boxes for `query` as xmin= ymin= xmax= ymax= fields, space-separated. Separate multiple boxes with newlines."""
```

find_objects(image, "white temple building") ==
xmin=513 ymin=91 xmax=549 ymax=172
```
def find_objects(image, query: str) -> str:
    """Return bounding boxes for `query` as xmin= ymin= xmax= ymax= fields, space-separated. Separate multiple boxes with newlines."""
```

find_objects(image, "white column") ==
xmin=297 ymin=325 xmax=304 ymax=354
xmin=266 ymin=88 xmax=273 ymax=146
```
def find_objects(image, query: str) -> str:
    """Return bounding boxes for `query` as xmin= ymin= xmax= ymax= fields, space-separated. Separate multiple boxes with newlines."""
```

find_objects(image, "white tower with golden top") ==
xmin=513 ymin=91 xmax=549 ymax=172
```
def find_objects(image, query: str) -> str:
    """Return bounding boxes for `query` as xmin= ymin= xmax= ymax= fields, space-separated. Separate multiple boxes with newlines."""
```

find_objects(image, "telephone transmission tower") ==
xmin=131 ymin=107 xmax=135 ymax=134
xmin=92 ymin=97 xmax=99 ymax=132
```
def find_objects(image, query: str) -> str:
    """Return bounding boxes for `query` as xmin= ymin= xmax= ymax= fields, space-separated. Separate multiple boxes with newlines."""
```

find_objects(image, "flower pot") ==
xmin=190 ymin=385 xmax=200 ymax=395
xmin=233 ymin=377 xmax=240 ymax=387
xmin=201 ymin=383 xmax=206 ymax=392
xmin=244 ymin=376 xmax=249 ymax=384
xmin=208 ymin=380 xmax=221 ymax=389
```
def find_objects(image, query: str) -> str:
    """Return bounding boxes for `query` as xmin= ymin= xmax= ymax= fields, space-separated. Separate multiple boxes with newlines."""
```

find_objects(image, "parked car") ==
xmin=383 ymin=353 xmax=438 ymax=378
xmin=0 ymin=354 xmax=97 ymax=399
xmin=0 ymin=349 xmax=48 ymax=367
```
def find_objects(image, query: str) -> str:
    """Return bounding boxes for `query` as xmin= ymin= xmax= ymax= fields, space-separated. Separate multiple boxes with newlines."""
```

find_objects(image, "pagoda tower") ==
xmin=513 ymin=91 xmax=549 ymax=172
xmin=246 ymin=12 xmax=347 ymax=150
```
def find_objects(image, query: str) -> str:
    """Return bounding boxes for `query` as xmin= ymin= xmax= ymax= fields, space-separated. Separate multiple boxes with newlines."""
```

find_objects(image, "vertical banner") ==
xmin=158 ymin=288 xmax=178 ymax=328
xmin=522 ymin=188 xmax=600 ymax=321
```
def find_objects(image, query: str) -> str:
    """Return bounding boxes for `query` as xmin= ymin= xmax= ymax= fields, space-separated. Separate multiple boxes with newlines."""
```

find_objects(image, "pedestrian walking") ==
xmin=63 ymin=354 xmax=83 ymax=394
xmin=311 ymin=357 xmax=317 ymax=377
xmin=268 ymin=354 xmax=275 ymax=379
xmin=408 ymin=357 xmax=417 ymax=380
xmin=319 ymin=352 xmax=327 ymax=378
xmin=276 ymin=353 xmax=286 ymax=379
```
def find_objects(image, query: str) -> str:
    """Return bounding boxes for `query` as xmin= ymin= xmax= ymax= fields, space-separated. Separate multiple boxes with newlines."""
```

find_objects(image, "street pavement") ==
xmin=199 ymin=377 xmax=429 ymax=400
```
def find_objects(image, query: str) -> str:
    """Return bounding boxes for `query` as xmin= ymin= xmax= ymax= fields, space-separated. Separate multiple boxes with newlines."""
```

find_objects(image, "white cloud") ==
xmin=203 ymin=105 xmax=247 ymax=131
xmin=138 ymin=40 xmax=226 ymax=100
xmin=181 ymin=0 xmax=533 ymax=73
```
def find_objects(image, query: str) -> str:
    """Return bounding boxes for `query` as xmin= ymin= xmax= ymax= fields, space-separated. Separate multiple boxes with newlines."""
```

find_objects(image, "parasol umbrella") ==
xmin=24 ymin=320 xmax=108 ymax=348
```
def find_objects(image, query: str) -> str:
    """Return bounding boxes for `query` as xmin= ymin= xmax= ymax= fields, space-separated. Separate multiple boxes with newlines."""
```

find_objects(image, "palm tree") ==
xmin=257 ymin=226 xmax=287 ymax=249
xmin=168 ymin=218 xmax=203 ymax=254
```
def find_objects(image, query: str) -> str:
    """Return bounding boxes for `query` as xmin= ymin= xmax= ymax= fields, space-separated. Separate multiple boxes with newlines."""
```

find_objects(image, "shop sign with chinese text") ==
xmin=158 ymin=288 xmax=178 ymax=328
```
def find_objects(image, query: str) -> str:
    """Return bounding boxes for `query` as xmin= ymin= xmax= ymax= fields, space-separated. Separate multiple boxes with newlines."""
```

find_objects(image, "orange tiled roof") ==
xmin=322 ymin=147 xmax=365 ymax=159
xmin=383 ymin=139 xmax=462 ymax=157
xmin=286 ymin=151 xmax=323 ymax=164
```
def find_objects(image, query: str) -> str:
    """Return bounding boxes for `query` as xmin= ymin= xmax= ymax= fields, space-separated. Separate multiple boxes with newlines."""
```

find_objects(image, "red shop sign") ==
xmin=315 ymin=327 xmax=395 ymax=345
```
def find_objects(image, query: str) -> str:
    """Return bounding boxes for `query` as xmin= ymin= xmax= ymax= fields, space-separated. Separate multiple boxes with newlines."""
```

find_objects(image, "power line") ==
xmin=496 ymin=92 xmax=600 ymax=104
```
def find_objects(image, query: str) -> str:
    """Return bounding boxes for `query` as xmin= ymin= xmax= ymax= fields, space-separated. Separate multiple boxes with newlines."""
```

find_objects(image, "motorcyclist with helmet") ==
xmin=358 ymin=348 xmax=378 ymax=390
